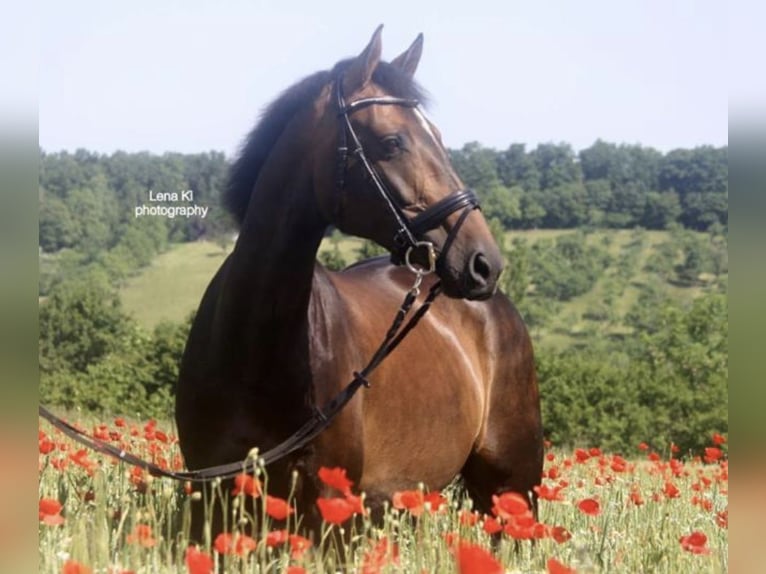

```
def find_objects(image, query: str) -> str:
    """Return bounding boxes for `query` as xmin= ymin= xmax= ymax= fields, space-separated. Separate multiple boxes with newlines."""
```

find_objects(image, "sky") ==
xmin=38 ymin=0 xmax=728 ymax=157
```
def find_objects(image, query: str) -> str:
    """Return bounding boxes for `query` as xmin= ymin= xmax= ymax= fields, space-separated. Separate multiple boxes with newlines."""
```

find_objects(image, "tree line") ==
xmin=450 ymin=140 xmax=727 ymax=231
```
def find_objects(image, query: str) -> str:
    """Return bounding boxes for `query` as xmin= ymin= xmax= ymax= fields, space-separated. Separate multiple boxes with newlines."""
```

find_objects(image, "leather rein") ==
xmin=38 ymin=74 xmax=481 ymax=483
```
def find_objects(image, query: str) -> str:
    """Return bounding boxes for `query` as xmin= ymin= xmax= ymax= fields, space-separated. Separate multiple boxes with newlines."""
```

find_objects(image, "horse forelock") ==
xmin=223 ymin=60 xmax=429 ymax=227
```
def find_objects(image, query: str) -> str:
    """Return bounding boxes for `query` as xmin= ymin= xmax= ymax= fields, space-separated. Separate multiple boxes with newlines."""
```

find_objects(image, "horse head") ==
xmin=312 ymin=26 xmax=504 ymax=300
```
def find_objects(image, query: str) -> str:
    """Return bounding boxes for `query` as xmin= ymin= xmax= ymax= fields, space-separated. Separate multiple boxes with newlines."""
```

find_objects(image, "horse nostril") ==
xmin=469 ymin=252 xmax=492 ymax=286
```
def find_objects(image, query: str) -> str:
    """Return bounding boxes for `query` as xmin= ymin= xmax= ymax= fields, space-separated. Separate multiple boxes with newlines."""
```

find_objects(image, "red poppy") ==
xmin=39 ymin=498 xmax=65 ymax=526
xmin=491 ymin=492 xmax=529 ymax=520
xmin=288 ymin=534 xmax=312 ymax=559
xmin=663 ymin=481 xmax=680 ymax=499
xmin=214 ymin=533 xmax=255 ymax=556
xmin=362 ymin=537 xmax=399 ymax=574
xmin=550 ymin=525 xmax=572 ymax=544
xmin=62 ymin=560 xmax=92 ymax=574
xmin=692 ymin=496 xmax=713 ymax=512
xmin=547 ymin=557 xmax=577 ymax=574
xmin=459 ymin=510 xmax=479 ymax=526
xmin=648 ymin=452 xmax=661 ymax=462
xmin=392 ymin=490 xmax=425 ymax=516
xmin=704 ymin=447 xmax=723 ymax=464
xmin=610 ymin=455 xmax=628 ymax=473
xmin=39 ymin=433 xmax=55 ymax=454
xmin=577 ymin=498 xmax=600 ymax=516
xmin=638 ymin=442 xmax=649 ymax=451
xmin=114 ymin=417 xmax=126 ymax=427
xmin=93 ymin=425 xmax=110 ymax=441
xmin=316 ymin=497 xmax=355 ymax=524
xmin=235 ymin=535 xmax=257 ymax=556
xmin=318 ymin=466 xmax=353 ymax=494
xmin=345 ymin=493 xmax=367 ymax=516
xmin=69 ymin=449 xmax=97 ymax=473
xmin=482 ymin=515 xmax=503 ymax=534
xmin=715 ymin=508 xmax=728 ymax=528
xmin=232 ymin=473 xmax=261 ymax=498
xmin=679 ymin=531 xmax=711 ymax=555
xmin=534 ymin=484 xmax=564 ymax=502
xmin=185 ymin=546 xmax=214 ymax=574
xmin=265 ymin=495 xmax=294 ymax=520
xmin=126 ymin=524 xmax=156 ymax=547
xmin=712 ymin=433 xmax=726 ymax=445
xmin=629 ymin=490 xmax=644 ymax=506
xmin=455 ymin=542 xmax=503 ymax=574
xmin=424 ymin=491 xmax=447 ymax=511
xmin=574 ymin=448 xmax=590 ymax=463
xmin=264 ymin=529 xmax=288 ymax=547
xmin=503 ymin=512 xmax=536 ymax=540
xmin=214 ymin=533 xmax=233 ymax=555
xmin=285 ymin=568 xmax=306 ymax=574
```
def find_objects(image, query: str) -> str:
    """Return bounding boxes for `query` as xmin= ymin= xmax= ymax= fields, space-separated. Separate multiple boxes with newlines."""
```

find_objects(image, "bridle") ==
xmin=334 ymin=73 xmax=480 ymax=274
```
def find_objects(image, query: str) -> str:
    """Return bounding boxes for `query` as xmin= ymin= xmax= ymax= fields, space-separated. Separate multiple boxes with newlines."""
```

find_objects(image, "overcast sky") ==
xmin=39 ymin=0 xmax=728 ymax=157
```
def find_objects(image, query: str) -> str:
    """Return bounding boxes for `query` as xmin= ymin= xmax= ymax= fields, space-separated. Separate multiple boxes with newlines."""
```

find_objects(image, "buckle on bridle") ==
xmin=405 ymin=241 xmax=436 ymax=276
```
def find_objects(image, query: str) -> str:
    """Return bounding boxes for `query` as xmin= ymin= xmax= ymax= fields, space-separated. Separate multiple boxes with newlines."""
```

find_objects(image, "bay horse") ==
xmin=175 ymin=26 xmax=542 ymax=540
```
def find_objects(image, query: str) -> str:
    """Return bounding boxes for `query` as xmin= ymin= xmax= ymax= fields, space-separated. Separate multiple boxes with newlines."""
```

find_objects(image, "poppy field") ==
xmin=38 ymin=417 xmax=728 ymax=574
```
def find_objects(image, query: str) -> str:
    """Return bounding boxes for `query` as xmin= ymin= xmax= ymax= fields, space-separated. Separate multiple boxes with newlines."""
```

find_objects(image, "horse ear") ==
xmin=391 ymin=33 xmax=423 ymax=77
xmin=344 ymin=24 xmax=384 ymax=93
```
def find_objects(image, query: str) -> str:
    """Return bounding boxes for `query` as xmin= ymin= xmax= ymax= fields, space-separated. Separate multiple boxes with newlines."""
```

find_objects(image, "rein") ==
xmin=38 ymin=74 xmax=479 ymax=483
xmin=39 ymin=274 xmax=442 ymax=483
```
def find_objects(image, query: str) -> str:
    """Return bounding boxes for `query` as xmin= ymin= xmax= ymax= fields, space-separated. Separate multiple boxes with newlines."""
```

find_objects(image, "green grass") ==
xmin=118 ymin=237 xmax=366 ymax=329
xmin=119 ymin=241 xmax=233 ymax=327
xmin=38 ymin=415 xmax=729 ymax=573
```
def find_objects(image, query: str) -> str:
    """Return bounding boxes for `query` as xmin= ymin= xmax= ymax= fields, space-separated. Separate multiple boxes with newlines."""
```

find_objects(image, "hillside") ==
xmin=119 ymin=229 xmax=720 ymax=350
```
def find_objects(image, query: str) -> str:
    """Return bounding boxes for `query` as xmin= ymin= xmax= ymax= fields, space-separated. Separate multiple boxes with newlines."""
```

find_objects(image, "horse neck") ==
xmin=230 ymin=178 xmax=326 ymax=328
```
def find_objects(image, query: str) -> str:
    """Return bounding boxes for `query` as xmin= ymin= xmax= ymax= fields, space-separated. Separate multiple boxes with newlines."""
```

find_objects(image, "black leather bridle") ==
xmin=334 ymin=73 xmax=480 ymax=274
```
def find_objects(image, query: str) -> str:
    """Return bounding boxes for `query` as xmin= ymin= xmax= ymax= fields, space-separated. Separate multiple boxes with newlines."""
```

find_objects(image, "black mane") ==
xmin=224 ymin=60 xmax=428 ymax=226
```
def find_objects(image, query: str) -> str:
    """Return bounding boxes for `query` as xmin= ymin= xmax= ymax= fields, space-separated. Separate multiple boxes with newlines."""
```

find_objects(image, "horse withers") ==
xmin=175 ymin=26 xmax=543 ymax=541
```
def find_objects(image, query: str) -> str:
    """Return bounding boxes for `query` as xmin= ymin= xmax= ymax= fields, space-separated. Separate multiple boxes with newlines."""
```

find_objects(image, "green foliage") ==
xmin=318 ymin=243 xmax=348 ymax=271
xmin=39 ymin=276 xmax=132 ymax=374
xmin=539 ymin=291 xmax=727 ymax=454
xmin=39 ymin=280 xmax=190 ymax=419
xmin=39 ymin=149 xmax=234 ymax=294
xmin=443 ymin=141 xmax=727 ymax=231
xmin=529 ymin=232 xmax=611 ymax=301
xmin=501 ymin=237 xmax=529 ymax=304
xmin=356 ymin=239 xmax=388 ymax=260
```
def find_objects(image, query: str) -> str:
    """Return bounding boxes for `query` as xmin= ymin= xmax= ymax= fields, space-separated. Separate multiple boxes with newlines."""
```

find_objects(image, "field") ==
xmin=119 ymin=229 xmax=706 ymax=349
xmin=38 ymin=415 xmax=728 ymax=573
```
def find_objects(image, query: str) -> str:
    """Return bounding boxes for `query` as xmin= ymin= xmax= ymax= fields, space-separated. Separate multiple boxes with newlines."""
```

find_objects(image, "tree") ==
xmin=530 ymin=143 xmax=582 ymax=189
xmin=497 ymin=143 xmax=540 ymax=191
xmin=39 ymin=277 xmax=132 ymax=374
xmin=641 ymin=191 xmax=682 ymax=229
xmin=39 ymin=195 xmax=78 ymax=252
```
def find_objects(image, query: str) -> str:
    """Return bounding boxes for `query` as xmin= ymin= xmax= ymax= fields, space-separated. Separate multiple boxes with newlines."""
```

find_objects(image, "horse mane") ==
xmin=224 ymin=60 xmax=429 ymax=226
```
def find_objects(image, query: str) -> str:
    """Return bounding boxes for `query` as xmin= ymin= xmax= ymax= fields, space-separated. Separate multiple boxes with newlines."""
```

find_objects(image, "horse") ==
xmin=175 ymin=26 xmax=542 ymax=541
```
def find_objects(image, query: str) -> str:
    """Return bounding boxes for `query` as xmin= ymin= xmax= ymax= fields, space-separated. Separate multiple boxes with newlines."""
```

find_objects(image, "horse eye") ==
xmin=381 ymin=135 xmax=403 ymax=158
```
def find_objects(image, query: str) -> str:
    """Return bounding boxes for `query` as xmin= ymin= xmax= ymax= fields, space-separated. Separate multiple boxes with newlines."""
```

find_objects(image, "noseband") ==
xmin=334 ymin=74 xmax=480 ymax=273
